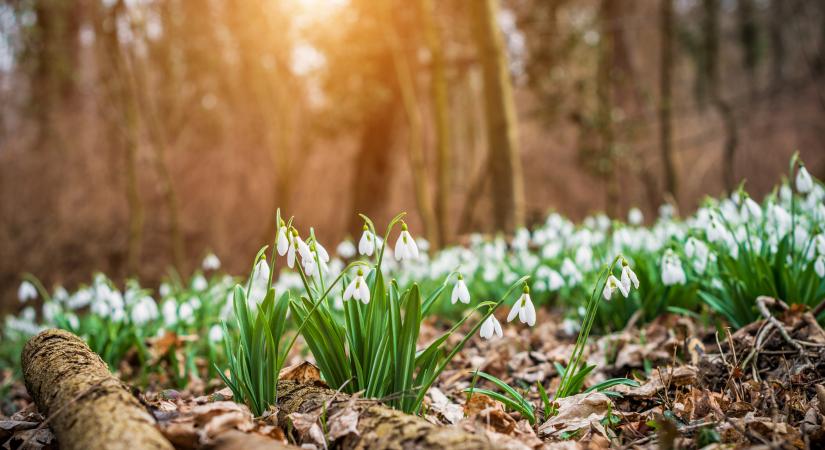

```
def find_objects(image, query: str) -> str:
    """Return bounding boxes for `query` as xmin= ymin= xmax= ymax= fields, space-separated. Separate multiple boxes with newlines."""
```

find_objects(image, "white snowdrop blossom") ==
xmin=178 ymin=302 xmax=195 ymax=324
xmin=358 ymin=225 xmax=376 ymax=256
xmin=162 ymin=299 xmax=178 ymax=326
xmin=18 ymin=281 xmax=37 ymax=303
xmin=602 ymin=275 xmax=627 ymax=300
xmin=159 ymin=282 xmax=171 ymax=298
xmin=479 ymin=314 xmax=503 ymax=340
xmin=628 ymin=208 xmax=644 ymax=226
xmin=209 ymin=324 xmax=223 ymax=343
xmin=507 ymin=285 xmax=536 ymax=326
xmin=661 ymin=250 xmax=687 ymax=286
xmin=451 ymin=274 xmax=470 ymax=304
xmin=276 ymin=222 xmax=289 ymax=256
xmin=620 ymin=260 xmax=639 ymax=292
xmin=131 ymin=296 xmax=159 ymax=325
xmin=796 ymin=164 xmax=814 ymax=193
xmin=816 ymin=256 xmax=825 ymax=278
xmin=741 ymin=197 xmax=762 ymax=221
xmin=337 ymin=240 xmax=356 ymax=258
xmin=343 ymin=269 xmax=370 ymax=304
xmin=192 ymin=274 xmax=208 ymax=291
xmin=202 ymin=253 xmax=221 ymax=271
xmin=394 ymin=223 xmax=420 ymax=261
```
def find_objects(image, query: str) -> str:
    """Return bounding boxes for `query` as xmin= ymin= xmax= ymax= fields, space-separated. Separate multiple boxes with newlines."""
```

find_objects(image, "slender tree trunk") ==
xmin=420 ymin=0 xmax=453 ymax=246
xmin=769 ymin=0 xmax=785 ymax=90
xmin=96 ymin=1 xmax=144 ymax=273
xmin=660 ymin=0 xmax=678 ymax=200
xmin=123 ymin=50 xmax=187 ymax=273
xmin=348 ymin=91 xmax=399 ymax=234
xmin=597 ymin=0 xmax=619 ymax=217
xmin=384 ymin=5 xmax=440 ymax=248
xmin=737 ymin=0 xmax=758 ymax=100
xmin=469 ymin=0 xmax=525 ymax=232
xmin=704 ymin=0 xmax=739 ymax=192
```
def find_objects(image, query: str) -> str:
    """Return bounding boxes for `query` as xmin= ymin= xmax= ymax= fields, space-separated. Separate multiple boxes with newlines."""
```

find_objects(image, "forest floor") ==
xmin=2 ymin=304 xmax=824 ymax=449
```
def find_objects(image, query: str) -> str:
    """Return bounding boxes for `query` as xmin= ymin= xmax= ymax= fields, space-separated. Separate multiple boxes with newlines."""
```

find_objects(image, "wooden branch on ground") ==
xmin=21 ymin=329 xmax=173 ymax=450
xmin=276 ymin=380 xmax=508 ymax=450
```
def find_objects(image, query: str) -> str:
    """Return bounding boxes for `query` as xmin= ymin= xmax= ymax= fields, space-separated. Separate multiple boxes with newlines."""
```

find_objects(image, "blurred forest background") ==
xmin=1 ymin=0 xmax=825 ymax=307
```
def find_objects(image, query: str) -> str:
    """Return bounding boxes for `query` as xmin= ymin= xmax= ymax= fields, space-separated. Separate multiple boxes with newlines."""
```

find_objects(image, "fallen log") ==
xmin=276 ymin=380 xmax=509 ymax=450
xmin=21 ymin=329 xmax=173 ymax=450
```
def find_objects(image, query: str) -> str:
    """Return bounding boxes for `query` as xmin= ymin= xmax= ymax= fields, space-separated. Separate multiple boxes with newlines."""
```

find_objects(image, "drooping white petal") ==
xmin=277 ymin=226 xmax=289 ymax=256
xmin=357 ymin=280 xmax=371 ymax=304
xmin=343 ymin=278 xmax=356 ymax=301
xmin=287 ymin=243 xmax=296 ymax=268
xmin=815 ymin=256 xmax=825 ymax=278
xmin=358 ymin=230 xmax=375 ymax=256
xmin=480 ymin=316 xmax=494 ymax=339
xmin=506 ymin=301 xmax=521 ymax=322
xmin=797 ymin=165 xmax=814 ymax=193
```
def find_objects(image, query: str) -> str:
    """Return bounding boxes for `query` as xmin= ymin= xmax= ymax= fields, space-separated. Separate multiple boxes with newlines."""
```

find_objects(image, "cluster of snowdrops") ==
xmin=3 ymin=155 xmax=824 ymax=417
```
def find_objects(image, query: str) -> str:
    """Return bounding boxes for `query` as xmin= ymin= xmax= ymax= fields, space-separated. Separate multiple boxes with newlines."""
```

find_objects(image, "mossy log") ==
xmin=21 ymin=329 xmax=173 ymax=450
xmin=276 ymin=380 xmax=500 ymax=450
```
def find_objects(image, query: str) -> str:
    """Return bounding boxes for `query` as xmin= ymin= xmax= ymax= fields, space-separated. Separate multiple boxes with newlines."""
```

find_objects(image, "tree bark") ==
xmin=384 ymin=8 xmax=440 ymax=249
xmin=420 ymin=0 xmax=453 ymax=246
xmin=275 ymin=380 xmax=501 ymax=449
xmin=704 ymin=0 xmax=739 ymax=192
xmin=660 ymin=0 xmax=678 ymax=200
xmin=597 ymin=0 xmax=619 ymax=217
xmin=21 ymin=329 xmax=172 ymax=450
xmin=469 ymin=0 xmax=525 ymax=232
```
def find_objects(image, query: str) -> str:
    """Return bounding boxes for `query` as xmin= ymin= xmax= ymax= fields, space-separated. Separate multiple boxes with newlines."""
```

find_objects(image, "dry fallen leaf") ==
xmin=279 ymin=361 xmax=323 ymax=384
xmin=538 ymin=391 xmax=612 ymax=438
xmin=427 ymin=387 xmax=464 ymax=425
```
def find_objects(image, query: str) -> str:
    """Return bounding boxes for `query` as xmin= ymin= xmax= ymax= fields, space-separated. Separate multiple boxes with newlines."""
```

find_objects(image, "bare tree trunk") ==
xmin=469 ymin=0 xmax=525 ymax=232
xmin=420 ymin=0 xmax=453 ymax=246
xmin=348 ymin=89 xmax=399 ymax=234
xmin=660 ymin=0 xmax=678 ymax=200
xmin=384 ymin=4 xmax=440 ymax=248
xmin=119 ymin=34 xmax=186 ymax=273
xmin=704 ymin=0 xmax=739 ymax=192
xmin=96 ymin=1 xmax=144 ymax=273
xmin=769 ymin=0 xmax=785 ymax=90
xmin=737 ymin=0 xmax=759 ymax=100
xmin=597 ymin=0 xmax=619 ymax=217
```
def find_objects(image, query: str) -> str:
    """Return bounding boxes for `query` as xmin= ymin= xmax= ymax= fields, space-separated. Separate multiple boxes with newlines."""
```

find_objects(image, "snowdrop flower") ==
xmin=162 ymin=299 xmax=178 ymax=326
xmin=53 ymin=286 xmax=69 ymax=303
xmin=507 ymin=285 xmax=536 ymax=326
xmin=741 ymin=197 xmax=762 ymax=221
xmin=202 ymin=253 xmax=221 ymax=271
xmin=18 ymin=281 xmax=37 ymax=303
xmin=131 ymin=296 xmax=159 ymax=326
xmin=815 ymin=256 xmax=825 ymax=278
xmin=337 ymin=240 xmax=356 ymax=258
xmin=706 ymin=216 xmax=726 ymax=243
xmin=479 ymin=314 xmax=503 ymax=340
xmin=343 ymin=269 xmax=370 ymax=304
xmin=358 ymin=225 xmax=376 ymax=256
xmin=192 ymin=274 xmax=208 ymax=291
xmin=42 ymin=301 xmax=60 ymax=324
xmin=661 ymin=250 xmax=687 ymax=286
xmin=796 ymin=164 xmax=814 ymax=193
xmin=628 ymin=208 xmax=644 ymax=226
xmin=276 ymin=220 xmax=289 ymax=256
xmin=815 ymin=234 xmax=825 ymax=256
xmin=620 ymin=259 xmax=639 ymax=292
xmin=314 ymin=240 xmax=330 ymax=263
xmin=209 ymin=324 xmax=223 ymax=343
xmin=451 ymin=274 xmax=470 ymax=304
xmin=602 ymin=275 xmax=627 ymax=300
xmin=179 ymin=302 xmax=195 ymax=323
xmin=394 ymin=223 xmax=419 ymax=261
xmin=159 ymin=282 xmax=171 ymax=298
